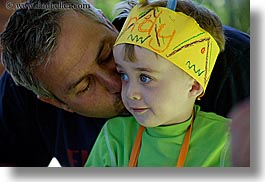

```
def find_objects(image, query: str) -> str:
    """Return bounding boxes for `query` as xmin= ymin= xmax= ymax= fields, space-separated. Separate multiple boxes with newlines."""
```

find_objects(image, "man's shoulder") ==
xmin=0 ymin=71 xmax=32 ymax=98
xmin=223 ymin=26 xmax=250 ymax=51
xmin=0 ymin=71 xmax=37 ymax=115
xmin=223 ymin=26 xmax=249 ymax=39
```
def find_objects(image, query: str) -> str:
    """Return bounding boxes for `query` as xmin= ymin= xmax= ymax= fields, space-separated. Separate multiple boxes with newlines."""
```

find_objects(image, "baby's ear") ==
xmin=189 ymin=80 xmax=203 ymax=98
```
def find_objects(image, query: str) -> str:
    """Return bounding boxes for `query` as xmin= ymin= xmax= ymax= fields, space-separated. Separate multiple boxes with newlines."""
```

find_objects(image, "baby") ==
xmin=86 ymin=0 xmax=231 ymax=167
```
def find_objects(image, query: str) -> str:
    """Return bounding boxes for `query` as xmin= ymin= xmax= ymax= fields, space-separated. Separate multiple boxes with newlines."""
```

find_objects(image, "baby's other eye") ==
xmin=120 ymin=73 xmax=129 ymax=81
xmin=140 ymin=74 xmax=152 ymax=83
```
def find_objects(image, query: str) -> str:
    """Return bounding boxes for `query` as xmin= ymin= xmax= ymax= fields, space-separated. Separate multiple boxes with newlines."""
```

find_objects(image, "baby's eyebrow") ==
xmin=115 ymin=63 xmax=159 ymax=73
xmin=135 ymin=67 xmax=159 ymax=73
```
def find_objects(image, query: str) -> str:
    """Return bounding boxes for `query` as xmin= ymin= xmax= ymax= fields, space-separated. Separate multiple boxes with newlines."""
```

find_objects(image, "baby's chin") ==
xmin=134 ymin=118 xmax=160 ymax=128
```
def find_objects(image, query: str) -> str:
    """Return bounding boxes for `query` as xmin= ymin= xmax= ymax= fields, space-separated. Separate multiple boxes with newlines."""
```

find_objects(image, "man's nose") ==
xmin=96 ymin=68 xmax=121 ymax=94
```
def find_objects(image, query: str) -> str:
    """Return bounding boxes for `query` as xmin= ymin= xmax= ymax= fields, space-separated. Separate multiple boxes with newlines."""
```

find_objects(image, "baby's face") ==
xmin=113 ymin=45 xmax=195 ymax=127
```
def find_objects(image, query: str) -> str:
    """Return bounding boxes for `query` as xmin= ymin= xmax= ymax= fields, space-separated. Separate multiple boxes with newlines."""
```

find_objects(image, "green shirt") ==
xmin=86 ymin=105 xmax=231 ymax=167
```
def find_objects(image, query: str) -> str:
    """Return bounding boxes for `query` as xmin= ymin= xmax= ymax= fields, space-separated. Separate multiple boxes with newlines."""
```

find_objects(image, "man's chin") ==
xmin=118 ymin=109 xmax=131 ymax=116
xmin=114 ymin=98 xmax=130 ymax=117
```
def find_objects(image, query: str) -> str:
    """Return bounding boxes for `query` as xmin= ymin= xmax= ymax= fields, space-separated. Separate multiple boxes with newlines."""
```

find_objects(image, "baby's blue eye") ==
xmin=140 ymin=74 xmax=151 ymax=83
xmin=121 ymin=73 xmax=129 ymax=81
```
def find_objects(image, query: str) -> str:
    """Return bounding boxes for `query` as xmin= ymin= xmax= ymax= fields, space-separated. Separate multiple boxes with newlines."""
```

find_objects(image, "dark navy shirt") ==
xmin=0 ymin=72 xmax=107 ymax=166
xmin=196 ymin=25 xmax=250 ymax=116
xmin=0 ymin=17 xmax=249 ymax=166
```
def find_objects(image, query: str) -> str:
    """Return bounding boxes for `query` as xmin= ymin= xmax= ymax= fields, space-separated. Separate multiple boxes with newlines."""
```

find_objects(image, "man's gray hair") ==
xmin=0 ymin=0 xmax=112 ymax=99
xmin=113 ymin=0 xmax=137 ymax=20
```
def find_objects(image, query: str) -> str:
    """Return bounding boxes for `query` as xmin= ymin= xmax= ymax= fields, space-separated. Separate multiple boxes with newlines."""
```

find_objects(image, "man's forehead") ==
xmin=60 ymin=10 xmax=84 ymax=23
xmin=54 ymin=11 xmax=102 ymax=64
xmin=34 ymin=13 xmax=96 ymax=90
xmin=38 ymin=10 xmax=117 ymax=94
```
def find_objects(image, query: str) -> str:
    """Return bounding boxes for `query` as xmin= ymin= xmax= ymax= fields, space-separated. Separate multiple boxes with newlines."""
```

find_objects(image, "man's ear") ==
xmin=189 ymin=80 xmax=204 ymax=98
xmin=37 ymin=95 xmax=74 ymax=113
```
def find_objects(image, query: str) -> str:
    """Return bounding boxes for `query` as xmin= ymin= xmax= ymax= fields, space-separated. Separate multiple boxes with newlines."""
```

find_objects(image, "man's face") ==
xmin=36 ymin=11 xmax=126 ymax=118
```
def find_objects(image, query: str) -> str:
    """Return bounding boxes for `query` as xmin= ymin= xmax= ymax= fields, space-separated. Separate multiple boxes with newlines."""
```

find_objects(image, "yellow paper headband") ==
xmin=114 ymin=5 xmax=220 ymax=92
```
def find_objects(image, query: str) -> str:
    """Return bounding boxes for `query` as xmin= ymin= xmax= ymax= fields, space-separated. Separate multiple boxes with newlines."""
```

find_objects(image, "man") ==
xmin=1 ymin=0 xmax=122 ymax=167
xmin=0 ymin=0 xmax=27 ymax=75
xmin=0 ymin=0 xmax=249 ymax=166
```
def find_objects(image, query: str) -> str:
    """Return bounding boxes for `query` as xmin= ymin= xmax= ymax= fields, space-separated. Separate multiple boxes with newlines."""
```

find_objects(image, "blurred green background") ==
xmin=94 ymin=0 xmax=250 ymax=34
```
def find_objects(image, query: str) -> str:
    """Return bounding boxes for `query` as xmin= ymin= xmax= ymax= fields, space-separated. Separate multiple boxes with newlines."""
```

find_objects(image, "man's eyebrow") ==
xmin=66 ymin=38 xmax=105 ymax=93
xmin=95 ymin=40 xmax=104 ymax=64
